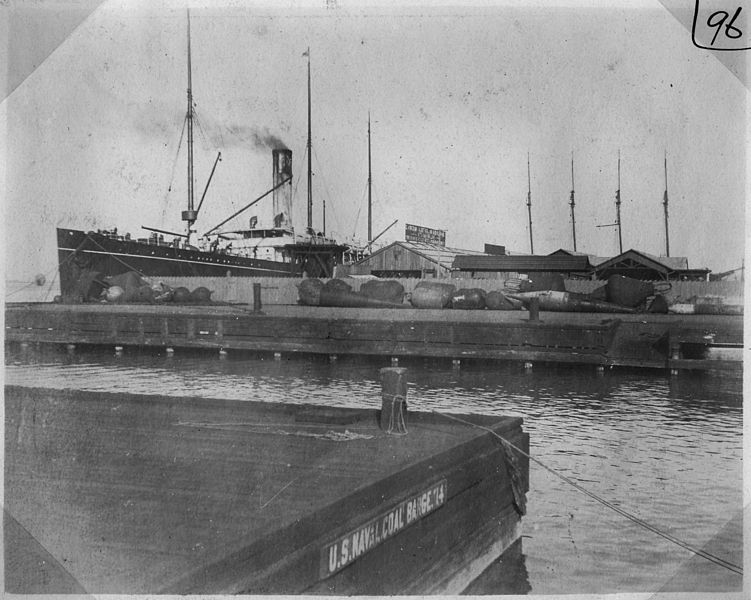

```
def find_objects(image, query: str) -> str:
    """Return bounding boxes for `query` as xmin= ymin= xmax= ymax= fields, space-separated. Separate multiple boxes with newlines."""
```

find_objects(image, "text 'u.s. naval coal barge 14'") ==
xmin=57 ymin=13 xmax=350 ymax=299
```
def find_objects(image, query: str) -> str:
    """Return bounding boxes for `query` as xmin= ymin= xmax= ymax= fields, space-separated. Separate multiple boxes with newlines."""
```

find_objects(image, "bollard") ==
xmin=596 ymin=365 xmax=605 ymax=375
xmin=390 ymin=357 xmax=399 ymax=366
xmin=219 ymin=348 xmax=228 ymax=358
xmin=66 ymin=343 xmax=76 ymax=353
xmin=253 ymin=283 xmax=262 ymax=312
xmin=523 ymin=361 xmax=533 ymax=371
xmin=114 ymin=345 xmax=124 ymax=356
xmin=329 ymin=354 xmax=338 ymax=362
xmin=274 ymin=351 xmax=282 ymax=361
xmin=452 ymin=359 xmax=461 ymax=369
xmin=166 ymin=347 xmax=175 ymax=355
xmin=379 ymin=367 xmax=408 ymax=434
xmin=528 ymin=297 xmax=540 ymax=321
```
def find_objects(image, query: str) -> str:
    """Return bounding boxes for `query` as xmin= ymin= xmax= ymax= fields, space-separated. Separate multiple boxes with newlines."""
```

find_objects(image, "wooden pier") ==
xmin=4 ymin=385 xmax=529 ymax=594
xmin=5 ymin=302 xmax=744 ymax=371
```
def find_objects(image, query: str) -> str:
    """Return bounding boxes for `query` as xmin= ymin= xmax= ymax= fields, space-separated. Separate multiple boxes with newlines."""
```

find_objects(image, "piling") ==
xmin=379 ymin=367 xmax=408 ymax=434
xmin=253 ymin=283 xmax=262 ymax=312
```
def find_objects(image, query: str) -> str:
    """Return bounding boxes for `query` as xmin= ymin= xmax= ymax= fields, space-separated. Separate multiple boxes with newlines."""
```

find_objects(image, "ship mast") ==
xmin=306 ymin=47 xmax=313 ymax=232
xmin=527 ymin=153 xmax=534 ymax=254
xmin=569 ymin=151 xmax=577 ymax=252
xmin=181 ymin=9 xmax=197 ymax=245
xmin=663 ymin=151 xmax=670 ymax=257
xmin=615 ymin=149 xmax=623 ymax=254
xmin=368 ymin=112 xmax=372 ymax=247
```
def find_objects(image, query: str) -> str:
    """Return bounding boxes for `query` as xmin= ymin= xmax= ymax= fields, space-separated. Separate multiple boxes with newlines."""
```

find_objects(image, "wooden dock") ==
xmin=5 ymin=302 xmax=743 ymax=371
xmin=4 ymin=385 xmax=529 ymax=594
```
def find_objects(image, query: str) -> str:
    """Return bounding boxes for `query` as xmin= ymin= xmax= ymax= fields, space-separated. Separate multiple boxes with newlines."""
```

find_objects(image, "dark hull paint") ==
xmin=57 ymin=228 xmax=343 ymax=296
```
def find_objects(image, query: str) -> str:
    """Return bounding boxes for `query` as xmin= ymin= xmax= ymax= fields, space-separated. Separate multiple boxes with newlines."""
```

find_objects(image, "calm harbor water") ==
xmin=4 ymin=344 xmax=743 ymax=595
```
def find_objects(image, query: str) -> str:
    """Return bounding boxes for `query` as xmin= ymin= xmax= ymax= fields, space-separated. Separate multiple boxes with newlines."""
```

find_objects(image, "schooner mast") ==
xmin=569 ymin=151 xmax=577 ymax=252
xmin=663 ymin=151 xmax=670 ymax=257
xmin=615 ymin=149 xmax=623 ymax=254
xmin=527 ymin=153 xmax=534 ymax=254
xmin=368 ymin=112 xmax=372 ymax=247
xmin=305 ymin=47 xmax=313 ymax=232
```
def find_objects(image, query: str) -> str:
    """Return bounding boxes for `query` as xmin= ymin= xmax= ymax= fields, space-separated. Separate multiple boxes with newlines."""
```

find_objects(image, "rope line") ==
xmin=433 ymin=410 xmax=743 ymax=576
xmin=5 ymin=232 xmax=95 ymax=300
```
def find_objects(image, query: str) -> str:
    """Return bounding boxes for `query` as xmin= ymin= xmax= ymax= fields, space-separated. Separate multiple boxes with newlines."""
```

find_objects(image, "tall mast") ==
xmin=527 ymin=153 xmax=534 ymax=254
xmin=569 ymin=151 xmax=577 ymax=252
xmin=181 ymin=9 xmax=197 ymax=245
xmin=615 ymin=149 xmax=623 ymax=254
xmin=663 ymin=151 xmax=670 ymax=257
xmin=367 ymin=112 xmax=372 ymax=246
xmin=306 ymin=47 xmax=313 ymax=231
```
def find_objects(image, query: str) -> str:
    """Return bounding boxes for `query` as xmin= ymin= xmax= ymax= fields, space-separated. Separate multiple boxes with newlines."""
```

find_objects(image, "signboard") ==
xmin=320 ymin=479 xmax=447 ymax=579
xmin=405 ymin=223 xmax=446 ymax=246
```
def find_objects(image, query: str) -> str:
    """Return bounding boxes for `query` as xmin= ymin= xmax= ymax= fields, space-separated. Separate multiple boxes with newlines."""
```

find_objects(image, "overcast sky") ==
xmin=2 ymin=0 xmax=747 ymax=281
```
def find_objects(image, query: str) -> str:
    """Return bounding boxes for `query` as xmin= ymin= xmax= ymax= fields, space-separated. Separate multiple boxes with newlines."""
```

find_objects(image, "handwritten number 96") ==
xmin=707 ymin=7 xmax=743 ymax=45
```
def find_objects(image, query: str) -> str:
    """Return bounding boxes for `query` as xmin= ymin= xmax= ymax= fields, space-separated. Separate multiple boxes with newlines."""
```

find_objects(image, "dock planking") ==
xmin=5 ymin=385 xmax=529 ymax=595
xmin=5 ymin=302 xmax=743 ymax=370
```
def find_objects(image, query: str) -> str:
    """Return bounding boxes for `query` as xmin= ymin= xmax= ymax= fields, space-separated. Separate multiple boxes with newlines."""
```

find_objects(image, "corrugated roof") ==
xmin=452 ymin=254 xmax=591 ymax=271
xmin=356 ymin=241 xmax=483 ymax=270
xmin=594 ymin=249 xmax=690 ymax=273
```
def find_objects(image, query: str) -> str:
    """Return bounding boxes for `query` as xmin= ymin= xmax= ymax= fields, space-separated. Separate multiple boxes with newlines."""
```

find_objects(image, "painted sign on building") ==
xmin=405 ymin=223 xmax=446 ymax=246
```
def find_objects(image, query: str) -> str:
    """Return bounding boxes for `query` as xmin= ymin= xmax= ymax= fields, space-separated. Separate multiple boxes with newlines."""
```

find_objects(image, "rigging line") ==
xmin=166 ymin=116 xmax=188 ymax=198
xmin=311 ymin=146 xmax=342 ymax=233
xmin=432 ymin=410 xmax=744 ymax=576
xmin=6 ymin=232 xmax=101 ymax=300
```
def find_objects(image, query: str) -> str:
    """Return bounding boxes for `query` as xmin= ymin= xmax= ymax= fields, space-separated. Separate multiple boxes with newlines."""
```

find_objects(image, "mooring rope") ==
xmin=5 ymin=232 xmax=95 ymax=300
xmin=433 ymin=410 xmax=743 ymax=576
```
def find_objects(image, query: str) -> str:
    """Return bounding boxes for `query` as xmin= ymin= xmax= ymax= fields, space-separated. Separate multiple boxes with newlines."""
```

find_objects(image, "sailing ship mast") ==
xmin=368 ymin=112 xmax=372 ymax=248
xmin=181 ymin=10 xmax=198 ymax=245
xmin=569 ymin=151 xmax=577 ymax=252
xmin=663 ymin=151 xmax=670 ymax=257
xmin=527 ymin=153 xmax=534 ymax=254
xmin=305 ymin=47 xmax=313 ymax=232
xmin=615 ymin=149 xmax=623 ymax=254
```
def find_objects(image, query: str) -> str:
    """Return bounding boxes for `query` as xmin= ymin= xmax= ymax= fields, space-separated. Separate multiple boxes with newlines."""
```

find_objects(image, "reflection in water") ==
xmin=4 ymin=344 xmax=743 ymax=595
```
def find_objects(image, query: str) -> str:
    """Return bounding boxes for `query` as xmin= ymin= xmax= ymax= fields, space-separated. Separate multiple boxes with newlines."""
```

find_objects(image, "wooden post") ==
xmin=528 ymin=297 xmax=540 ymax=321
xmin=253 ymin=283 xmax=262 ymax=312
xmin=379 ymin=367 xmax=408 ymax=434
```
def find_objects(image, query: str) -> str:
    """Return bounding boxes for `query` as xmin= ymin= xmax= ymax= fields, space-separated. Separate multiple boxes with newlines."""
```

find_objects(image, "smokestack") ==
xmin=272 ymin=149 xmax=292 ymax=229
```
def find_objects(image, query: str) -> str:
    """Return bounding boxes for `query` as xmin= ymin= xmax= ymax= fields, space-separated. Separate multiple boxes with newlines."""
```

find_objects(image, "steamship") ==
xmin=57 ymin=15 xmax=348 ymax=298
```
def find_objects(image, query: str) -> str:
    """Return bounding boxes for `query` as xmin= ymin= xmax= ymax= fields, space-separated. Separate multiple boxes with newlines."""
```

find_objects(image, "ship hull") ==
xmin=57 ymin=228 xmax=305 ymax=297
